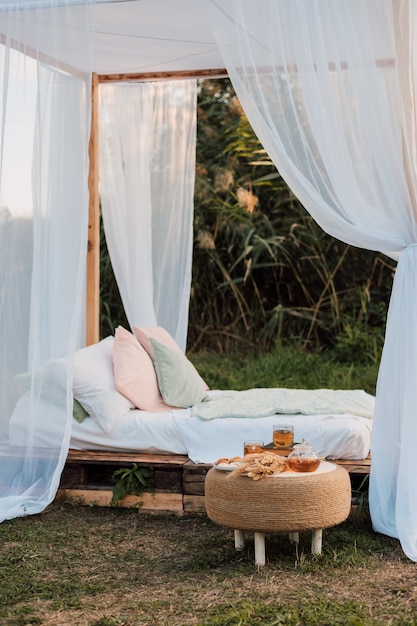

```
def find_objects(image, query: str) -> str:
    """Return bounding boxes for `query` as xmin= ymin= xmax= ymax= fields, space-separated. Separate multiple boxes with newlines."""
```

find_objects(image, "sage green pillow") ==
xmin=150 ymin=337 xmax=208 ymax=408
xmin=73 ymin=399 xmax=89 ymax=423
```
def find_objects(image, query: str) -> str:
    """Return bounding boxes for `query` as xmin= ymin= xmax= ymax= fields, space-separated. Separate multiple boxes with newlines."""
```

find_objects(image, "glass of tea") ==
xmin=272 ymin=424 xmax=294 ymax=448
xmin=243 ymin=440 xmax=264 ymax=455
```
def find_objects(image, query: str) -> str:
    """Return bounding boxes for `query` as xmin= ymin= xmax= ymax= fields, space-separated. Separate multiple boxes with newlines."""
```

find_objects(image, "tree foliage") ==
xmin=188 ymin=79 xmax=394 ymax=358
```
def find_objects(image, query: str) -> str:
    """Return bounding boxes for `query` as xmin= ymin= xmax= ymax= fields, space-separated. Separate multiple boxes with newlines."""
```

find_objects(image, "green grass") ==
xmin=198 ymin=599 xmax=374 ymax=626
xmin=189 ymin=343 xmax=379 ymax=395
xmin=0 ymin=505 xmax=414 ymax=626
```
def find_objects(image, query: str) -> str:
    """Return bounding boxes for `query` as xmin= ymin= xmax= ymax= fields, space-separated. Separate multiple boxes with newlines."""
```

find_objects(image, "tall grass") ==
xmin=189 ymin=79 xmax=395 ymax=355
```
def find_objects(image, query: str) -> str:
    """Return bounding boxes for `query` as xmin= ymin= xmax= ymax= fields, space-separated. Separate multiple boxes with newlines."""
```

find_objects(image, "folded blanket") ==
xmin=191 ymin=388 xmax=374 ymax=420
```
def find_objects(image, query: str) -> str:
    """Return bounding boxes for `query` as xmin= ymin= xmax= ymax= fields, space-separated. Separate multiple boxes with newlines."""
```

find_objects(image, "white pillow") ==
xmin=47 ymin=336 xmax=133 ymax=433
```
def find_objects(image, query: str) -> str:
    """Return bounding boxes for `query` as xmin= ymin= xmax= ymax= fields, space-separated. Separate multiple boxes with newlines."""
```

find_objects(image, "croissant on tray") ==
xmin=230 ymin=451 xmax=287 ymax=480
xmin=215 ymin=456 xmax=244 ymax=465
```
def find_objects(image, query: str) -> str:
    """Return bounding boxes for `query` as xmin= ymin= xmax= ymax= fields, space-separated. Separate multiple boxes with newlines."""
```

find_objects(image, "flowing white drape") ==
xmin=99 ymin=80 xmax=197 ymax=351
xmin=0 ymin=1 xmax=94 ymax=521
xmin=207 ymin=0 xmax=417 ymax=559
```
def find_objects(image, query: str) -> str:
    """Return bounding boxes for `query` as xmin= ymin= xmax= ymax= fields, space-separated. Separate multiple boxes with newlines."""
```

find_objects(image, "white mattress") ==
xmin=71 ymin=408 xmax=188 ymax=455
xmin=9 ymin=390 xmax=373 ymax=463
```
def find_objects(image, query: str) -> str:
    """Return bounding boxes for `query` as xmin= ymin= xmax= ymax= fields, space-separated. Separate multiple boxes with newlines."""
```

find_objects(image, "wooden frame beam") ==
xmin=98 ymin=68 xmax=228 ymax=84
xmin=86 ymin=72 xmax=100 ymax=346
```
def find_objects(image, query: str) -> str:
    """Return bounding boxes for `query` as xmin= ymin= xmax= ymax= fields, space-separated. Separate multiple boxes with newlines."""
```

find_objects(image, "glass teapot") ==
xmin=287 ymin=439 xmax=320 ymax=473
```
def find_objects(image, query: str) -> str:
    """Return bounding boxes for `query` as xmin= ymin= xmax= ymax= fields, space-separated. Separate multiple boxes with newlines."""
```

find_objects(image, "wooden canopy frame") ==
xmin=85 ymin=68 xmax=228 ymax=346
xmin=85 ymin=59 xmax=394 ymax=345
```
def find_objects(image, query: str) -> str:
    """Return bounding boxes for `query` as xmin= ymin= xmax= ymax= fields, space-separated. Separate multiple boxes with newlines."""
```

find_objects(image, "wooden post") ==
xmin=86 ymin=72 xmax=100 ymax=346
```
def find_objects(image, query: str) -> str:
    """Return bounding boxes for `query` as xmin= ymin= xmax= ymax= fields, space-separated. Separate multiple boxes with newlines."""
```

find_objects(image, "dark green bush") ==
xmin=99 ymin=216 xmax=128 ymax=339
xmin=188 ymin=79 xmax=394 ymax=357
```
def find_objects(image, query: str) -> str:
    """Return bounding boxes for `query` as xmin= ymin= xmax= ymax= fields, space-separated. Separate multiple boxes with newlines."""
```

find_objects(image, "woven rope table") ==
xmin=205 ymin=461 xmax=351 ymax=566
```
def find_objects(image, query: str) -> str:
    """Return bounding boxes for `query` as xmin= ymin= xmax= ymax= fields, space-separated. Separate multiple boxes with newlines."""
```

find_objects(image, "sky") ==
xmin=0 ymin=48 xmax=36 ymax=216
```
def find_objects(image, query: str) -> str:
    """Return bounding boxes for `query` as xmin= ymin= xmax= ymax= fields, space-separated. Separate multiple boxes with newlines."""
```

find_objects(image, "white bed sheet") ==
xmin=9 ymin=390 xmax=373 ymax=463
xmin=172 ymin=410 xmax=372 ymax=463
xmin=71 ymin=408 xmax=188 ymax=454
xmin=8 ymin=392 xmax=188 ymax=455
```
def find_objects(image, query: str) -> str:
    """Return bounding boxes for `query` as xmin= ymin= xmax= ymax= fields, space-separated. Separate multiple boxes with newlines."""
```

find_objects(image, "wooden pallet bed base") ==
xmin=0 ymin=444 xmax=371 ymax=513
xmin=63 ymin=448 xmax=371 ymax=473
xmin=58 ymin=449 xmax=212 ymax=513
xmin=57 ymin=449 xmax=371 ymax=513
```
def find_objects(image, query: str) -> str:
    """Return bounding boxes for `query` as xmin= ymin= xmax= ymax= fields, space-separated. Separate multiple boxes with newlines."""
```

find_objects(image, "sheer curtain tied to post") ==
xmin=207 ymin=0 xmax=417 ymax=560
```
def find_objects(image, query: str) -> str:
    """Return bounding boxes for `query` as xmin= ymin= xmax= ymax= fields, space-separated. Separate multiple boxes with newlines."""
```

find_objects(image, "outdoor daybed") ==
xmin=9 ymin=327 xmax=374 ymax=469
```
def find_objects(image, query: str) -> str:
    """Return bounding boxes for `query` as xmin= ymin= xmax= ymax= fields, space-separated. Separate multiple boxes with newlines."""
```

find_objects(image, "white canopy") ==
xmin=1 ymin=0 xmax=225 ymax=75
xmin=1 ymin=0 xmax=417 ymax=562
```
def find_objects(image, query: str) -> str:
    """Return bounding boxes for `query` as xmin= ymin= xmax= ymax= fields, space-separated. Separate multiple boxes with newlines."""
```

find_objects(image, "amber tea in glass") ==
xmin=287 ymin=457 xmax=320 ymax=472
xmin=243 ymin=440 xmax=264 ymax=455
xmin=272 ymin=424 xmax=294 ymax=448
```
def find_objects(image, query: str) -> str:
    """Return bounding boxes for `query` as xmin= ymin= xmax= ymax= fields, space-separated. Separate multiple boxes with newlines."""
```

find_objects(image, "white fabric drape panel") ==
xmin=99 ymin=80 xmax=197 ymax=351
xmin=0 ymin=1 xmax=94 ymax=522
xmin=207 ymin=0 xmax=417 ymax=559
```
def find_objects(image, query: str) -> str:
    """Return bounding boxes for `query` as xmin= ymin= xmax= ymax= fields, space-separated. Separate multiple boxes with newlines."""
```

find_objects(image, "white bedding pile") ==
xmin=191 ymin=388 xmax=374 ymax=420
xmin=175 ymin=388 xmax=374 ymax=462
xmin=173 ymin=408 xmax=372 ymax=463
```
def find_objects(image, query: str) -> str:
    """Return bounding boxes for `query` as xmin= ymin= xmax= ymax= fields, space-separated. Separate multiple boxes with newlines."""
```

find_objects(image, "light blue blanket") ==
xmin=191 ymin=388 xmax=374 ymax=420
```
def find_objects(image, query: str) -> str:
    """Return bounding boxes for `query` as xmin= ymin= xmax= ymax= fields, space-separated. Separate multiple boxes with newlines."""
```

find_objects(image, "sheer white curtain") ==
xmin=207 ymin=0 xmax=417 ymax=560
xmin=99 ymin=80 xmax=197 ymax=351
xmin=0 ymin=1 xmax=94 ymax=521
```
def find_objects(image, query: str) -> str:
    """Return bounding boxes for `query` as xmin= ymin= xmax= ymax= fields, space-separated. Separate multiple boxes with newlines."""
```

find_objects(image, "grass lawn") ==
xmin=0 ymin=504 xmax=415 ymax=626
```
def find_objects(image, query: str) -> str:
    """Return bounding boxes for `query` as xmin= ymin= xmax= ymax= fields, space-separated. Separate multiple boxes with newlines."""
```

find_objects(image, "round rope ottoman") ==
xmin=205 ymin=461 xmax=351 ymax=565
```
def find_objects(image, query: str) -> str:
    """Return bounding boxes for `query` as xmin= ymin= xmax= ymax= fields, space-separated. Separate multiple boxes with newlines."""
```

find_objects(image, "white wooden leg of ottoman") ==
xmin=289 ymin=532 xmax=299 ymax=543
xmin=234 ymin=529 xmax=245 ymax=550
xmin=254 ymin=532 xmax=266 ymax=566
xmin=311 ymin=529 xmax=323 ymax=555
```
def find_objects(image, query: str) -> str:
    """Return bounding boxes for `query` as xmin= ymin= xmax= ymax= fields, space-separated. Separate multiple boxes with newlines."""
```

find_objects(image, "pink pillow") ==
xmin=133 ymin=326 xmax=209 ymax=391
xmin=112 ymin=326 xmax=172 ymax=412
xmin=133 ymin=326 xmax=182 ymax=355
